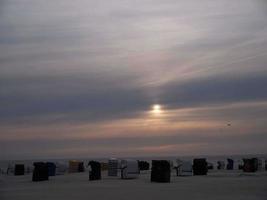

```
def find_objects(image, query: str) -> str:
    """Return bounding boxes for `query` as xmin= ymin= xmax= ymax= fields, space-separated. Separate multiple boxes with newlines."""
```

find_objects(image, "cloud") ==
xmin=0 ymin=0 xmax=267 ymax=158
xmin=1 ymin=129 xmax=266 ymax=159
xmin=1 ymin=71 xmax=267 ymax=126
xmin=1 ymin=99 xmax=267 ymax=159
xmin=158 ymin=72 xmax=267 ymax=108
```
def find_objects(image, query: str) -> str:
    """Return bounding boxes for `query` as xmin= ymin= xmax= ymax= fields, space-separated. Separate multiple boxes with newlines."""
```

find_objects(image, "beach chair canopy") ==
xmin=207 ymin=162 xmax=214 ymax=170
xmin=151 ymin=160 xmax=171 ymax=183
xmin=257 ymin=159 xmax=263 ymax=170
xmin=88 ymin=161 xmax=101 ymax=181
xmin=108 ymin=158 xmax=120 ymax=176
xmin=32 ymin=162 xmax=49 ymax=182
xmin=138 ymin=160 xmax=150 ymax=171
xmin=243 ymin=158 xmax=258 ymax=172
xmin=217 ymin=161 xmax=225 ymax=170
xmin=69 ymin=161 xmax=84 ymax=173
xmin=121 ymin=159 xmax=139 ymax=179
xmin=174 ymin=159 xmax=183 ymax=176
xmin=175 ymin=160 xmax=192 ymax=176
xmin=47 ymin=162 xmax=56 ymax=176
xmin=55 ymin=162 xmax=67 ymax=175
xmin=193 ymin=158 xmax=208 ymax=175
xmin=181 ymin=161 xmax=193 ymax=176
xmin=78 ymin=162 xmax=84 ymax=172
xmin=14 ymin=164 xmax=24 ymax=176
xmin=227 ymin=159 xmax=234 ymax=170
xmin=100 ymin=162 xmax=108 ymax=171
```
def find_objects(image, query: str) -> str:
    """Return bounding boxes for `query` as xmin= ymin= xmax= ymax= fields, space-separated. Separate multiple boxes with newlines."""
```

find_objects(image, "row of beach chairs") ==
xmin=5 ymin=157 xmax=267 ymax=183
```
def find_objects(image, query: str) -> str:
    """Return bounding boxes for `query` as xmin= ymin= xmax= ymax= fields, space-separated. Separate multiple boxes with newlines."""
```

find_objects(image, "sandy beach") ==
xmin=1 ymin=170 xmax=267 ymax=200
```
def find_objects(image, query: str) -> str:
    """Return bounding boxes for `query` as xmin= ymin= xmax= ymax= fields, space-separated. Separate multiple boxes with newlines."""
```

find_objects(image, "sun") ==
xmin=152 ymin=104 xmax=162 ymax=114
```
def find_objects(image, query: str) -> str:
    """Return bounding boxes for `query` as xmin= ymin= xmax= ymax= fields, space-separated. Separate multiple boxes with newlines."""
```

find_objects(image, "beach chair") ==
xmin=7 ymin=164 xmax=14 ymax=175
xmin=25 ymin=165 xmax=34 ymax=174
xmin=138 ymin=160 xmax=150 ymax=171
xmin=227 ymin=159 xmax=234 ymax=170
xmin=193 ymin=158 xmax=208 ymax=175
xmin=236 ymin=160 xmax=243 ymax=170
xmin=88 ymin=161 xmax=101 ymax=181
xmin=174 ymin=160 xmax=192 ymax=176
xmin=32 ymin=162 xmax=49 ymax=182
xmin=100 ymin=162 xmax=108 ymax=171
xmin=176 ymin=161 xmax=193 ymax=176
xmin=108 ymin=158 xmax=120 ymax=176
xmin=174 ymin=159 xmax=183 ymax=176
xmin=47 ymin=162 xmax=56 ymax=176
xmin=120 ymin=159 xmax=139 ymax=179
xmin=207 ymin=162 xmax=214 ymax=170
xmin=217 ymin=161 xmax=225 ymax=170
xmin=243 ymin=158 xmax=258 ymax=172
xmin=55 ymin=162 xmax=67 ymax=175
xmin=14 ymin=164 xmax=24 ymax=176
xmin=78 ymin=162 xmax=84 ymax=172
xmin=151 ymin=160 xmax=171 ymax=183
xmin=69 ymin=160 xmax=84 ymax=173
xmin=257 ymin=159 xmax=263 ymax=170
xmin=181 ymin=161 xmax=193 ymax=176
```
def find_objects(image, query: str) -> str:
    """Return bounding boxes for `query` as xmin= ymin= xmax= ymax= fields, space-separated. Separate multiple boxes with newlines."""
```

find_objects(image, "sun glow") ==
xmin=152 ymin=104 xmax=162 ymax=114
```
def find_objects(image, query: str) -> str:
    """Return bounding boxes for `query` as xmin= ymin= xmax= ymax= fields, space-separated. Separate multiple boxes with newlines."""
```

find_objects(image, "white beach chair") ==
xmin=120 ymin=159 xmax=139 ymax=179
xmin=175 ymin=160 xmax=192 ymax=176
xmin=181 ymin=161 xmax=193 ymax=176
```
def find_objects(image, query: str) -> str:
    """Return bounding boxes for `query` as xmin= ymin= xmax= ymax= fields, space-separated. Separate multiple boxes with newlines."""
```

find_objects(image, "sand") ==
xmin=1 ymin=170 xmax=267 ymax=200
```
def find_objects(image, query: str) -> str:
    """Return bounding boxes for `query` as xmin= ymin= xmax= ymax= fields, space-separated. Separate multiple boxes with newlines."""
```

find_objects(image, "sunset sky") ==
xmin=1 ymin=0 xmax=267 ymax=159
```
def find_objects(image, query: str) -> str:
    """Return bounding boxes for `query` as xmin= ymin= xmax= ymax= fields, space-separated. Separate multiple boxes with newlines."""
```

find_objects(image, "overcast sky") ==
xmin=1 ymin=0 xmax=267 ymax=159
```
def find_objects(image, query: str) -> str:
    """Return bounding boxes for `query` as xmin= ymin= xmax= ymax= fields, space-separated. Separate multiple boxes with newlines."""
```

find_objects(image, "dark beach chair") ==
xmin=193 ymin=158 xmax=208 ymax=175
xmin=47 ymin=162 xmax=56 ymax=176
xmin=243 ymin=158 xmax=258 ymax=172
xmin=151 ymin=160 xmax=171 ymax=183
xmin=227 ymin=159 xmax=234 ymax=170
xmin=138 ymin=160 xmax=150 ymax=171
xmin=88 ymin=161 xmax=101 ymax=181
xmin=32 ymin=162 xmax=49 ymax=182
xmin=14 ymin=164 xmax=25 ymax=176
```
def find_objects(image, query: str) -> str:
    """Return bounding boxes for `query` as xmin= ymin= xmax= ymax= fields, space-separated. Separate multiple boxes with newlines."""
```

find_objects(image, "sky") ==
xmin=0 ymin=0 xmax=267 ymax=159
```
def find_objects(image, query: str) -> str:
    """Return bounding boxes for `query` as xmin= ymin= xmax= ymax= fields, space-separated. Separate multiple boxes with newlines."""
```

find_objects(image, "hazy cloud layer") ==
xmin=0 ymin=0 xmax=267 ymax=159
